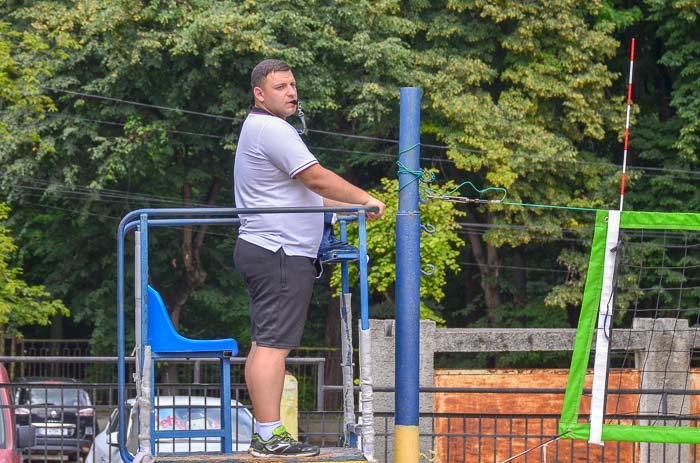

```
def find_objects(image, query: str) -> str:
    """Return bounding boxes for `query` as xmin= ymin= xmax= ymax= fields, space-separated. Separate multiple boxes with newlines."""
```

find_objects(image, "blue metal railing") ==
xmin=116 ymin=206 xmax=374 ymax=462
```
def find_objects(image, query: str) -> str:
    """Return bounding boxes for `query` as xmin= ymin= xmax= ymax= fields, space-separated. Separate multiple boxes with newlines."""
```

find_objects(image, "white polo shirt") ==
xmin=234 ymin=110 xmax=323 ymax=258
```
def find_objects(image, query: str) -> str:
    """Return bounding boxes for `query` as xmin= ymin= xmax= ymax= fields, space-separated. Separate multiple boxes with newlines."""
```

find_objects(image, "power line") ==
xmin=456 ymin=228 xmax=591 ymax=245
xmin=52 ymin=86 xmax=689 ymax=171
xmin=42 ymin=86 xmax=408 ymax=146
xmin=34 ymin=87 xmax=700 ymax=178
xmin=0 ymin=173 xmax=687 ymax=243
xmin=3 ymin=174 xmax=196 ymax=206
xmin=16 ymin=200 xmax=233 ymax=239
xmin=59 ymin=114 xmax=700 ymax=178
xmin=41 ymin=87 xmax=243 ymax=124
xmin=43 ymin=87 xmax=482 ymax=152
xmin=16 ymin=198 xmax=579 ymax=267
xmin=5 ymin=175 xmax=596 ymax=242
xmin=457 ymin=261 xmax=569 ymax=274
xmin=78 ymin=117 xmax=224 ymax=140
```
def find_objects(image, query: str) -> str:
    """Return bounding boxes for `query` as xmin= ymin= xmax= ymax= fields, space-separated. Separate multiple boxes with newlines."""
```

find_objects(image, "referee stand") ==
xmin=116 ymin=207 xmax=375 ymax=463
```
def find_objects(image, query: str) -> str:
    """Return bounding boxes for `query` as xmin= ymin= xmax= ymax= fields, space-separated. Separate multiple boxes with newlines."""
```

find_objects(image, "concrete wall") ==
xmin=369 ymin=319 xmax=434 ymax=463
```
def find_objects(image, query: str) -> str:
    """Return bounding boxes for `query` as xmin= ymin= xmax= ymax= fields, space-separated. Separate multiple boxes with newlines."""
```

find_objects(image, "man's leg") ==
xmin=236 ymin=241 xmax=319 ymax=456
xmin=244 ymin=342 xmax=257 ymax=408
xmin=246 ymin=344 xmax=290 ymax=422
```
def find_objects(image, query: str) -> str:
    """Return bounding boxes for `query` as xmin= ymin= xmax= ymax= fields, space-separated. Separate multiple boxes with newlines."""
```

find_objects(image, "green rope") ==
xmin=396 ymin=142 xmax=599 ymax=213
xmin=398 ymin=142 xmax=420 ymax=156
xmin=444 ymin=181 xmax=508 ymax=202
xmin=396 ymin=160 xmax=435 ymax=192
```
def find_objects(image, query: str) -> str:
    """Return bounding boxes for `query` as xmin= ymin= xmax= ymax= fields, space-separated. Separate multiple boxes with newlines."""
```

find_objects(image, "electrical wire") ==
xmin=456 ymin=222 xmax=592 ymax=235
xmin=457 ymin=261 xmax=569 ymax=274
xmin=16 ymin=200 xmax=233 ymax=239
xmin=45 ymin=111 xmax=700 ymax=179
xmin=41 ymin=86 xmax=700 ymax=178
xmin=41 ymin=87 xmax=243 ymax=123
xmin=2 ymin=174 xmax=197 ymax=206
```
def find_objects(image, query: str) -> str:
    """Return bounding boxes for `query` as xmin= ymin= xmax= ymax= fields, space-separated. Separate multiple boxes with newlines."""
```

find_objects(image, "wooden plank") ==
xmin=155 ymin=447 xmax=366 ymax=463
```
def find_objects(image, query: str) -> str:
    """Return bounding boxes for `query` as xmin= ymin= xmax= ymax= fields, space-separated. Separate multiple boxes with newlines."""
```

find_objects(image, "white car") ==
xmin=86 ymin=396 xmax=253 ymax=463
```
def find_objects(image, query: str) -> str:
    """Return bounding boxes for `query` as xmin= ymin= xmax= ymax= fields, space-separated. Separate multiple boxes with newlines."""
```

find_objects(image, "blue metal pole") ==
xmin=139 ymin=214 xmax=149 ymax=370
xmin=116 ymin=221 xmax=130 ymax=463
xmin=358 ymin=211 xmax=369 ymax=331
xmin=395 ymin=87 xmax=422 ymax=463
xmin=340 ymin=219 xmax=351 ymax=295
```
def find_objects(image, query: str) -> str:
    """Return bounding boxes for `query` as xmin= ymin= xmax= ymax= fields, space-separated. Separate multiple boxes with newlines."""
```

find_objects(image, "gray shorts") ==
xmin=234 ymin=238 xmax=316 ymax=349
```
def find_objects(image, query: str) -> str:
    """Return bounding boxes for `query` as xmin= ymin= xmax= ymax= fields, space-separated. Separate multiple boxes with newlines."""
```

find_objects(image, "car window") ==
xmin=154 ymin=405 xmax=252 ymax=442
xmin=155 ymin=408 xmax=185 ymax=430
xmin=232 ymin=406 xmax=253 ymax=442
xmin=0 ymin=399 xmax=6 ymax=448
xmin=107 ymin=408 xmax=120 ymax=434
xmin=28 ymin=387 xmax=90 ymax=406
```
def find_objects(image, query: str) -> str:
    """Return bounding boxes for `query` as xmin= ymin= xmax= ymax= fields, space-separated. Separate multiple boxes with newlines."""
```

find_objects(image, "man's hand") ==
xmin=363 ymin=196 xmax=386 ymax=220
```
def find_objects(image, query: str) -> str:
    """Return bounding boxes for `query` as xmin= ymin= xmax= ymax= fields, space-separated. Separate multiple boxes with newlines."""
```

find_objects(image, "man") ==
xmin=233 ymin=58 xmax=386 ymax=458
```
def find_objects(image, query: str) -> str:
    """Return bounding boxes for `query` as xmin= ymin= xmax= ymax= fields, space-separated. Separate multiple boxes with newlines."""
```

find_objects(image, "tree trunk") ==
xmin=466 ymin=215 xmax=501 ymax=327
xmin=162 ymin=174 xmax=221 ymax=386
xmin=513 ymin=249 xmax=527 ymax=308
xmin=50 ymin=314 xmax=64 ymax=377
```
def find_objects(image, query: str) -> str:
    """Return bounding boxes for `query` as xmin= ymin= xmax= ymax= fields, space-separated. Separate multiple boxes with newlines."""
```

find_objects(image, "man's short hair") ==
xmin=251 ymin=59 xmax=292 ymax=89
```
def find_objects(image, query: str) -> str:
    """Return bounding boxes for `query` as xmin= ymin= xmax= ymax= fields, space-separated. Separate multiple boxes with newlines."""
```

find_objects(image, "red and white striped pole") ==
xmin=619 ymin=38 xmax=635 ymax=211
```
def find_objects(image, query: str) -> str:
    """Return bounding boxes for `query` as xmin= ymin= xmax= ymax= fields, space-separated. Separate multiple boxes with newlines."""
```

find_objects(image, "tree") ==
xmin=0 ymin=0 xmax=431 ymax=357
xmin=628 ymin=0 xmax=700 ymax=213
xmin=330 ymin=177 xmax=465 ymax=324
xmin=647 ymin=0 xmax=700 ymax=161
xmin=0 ymin=15 xmax=54 ymax=144
xmin=0 ymin=203 xmax=68 ymax=354
xmin=6 ymin=0 xmax=681 ymax=370
xmin=406 ymin=0 xmax=624 ymax=329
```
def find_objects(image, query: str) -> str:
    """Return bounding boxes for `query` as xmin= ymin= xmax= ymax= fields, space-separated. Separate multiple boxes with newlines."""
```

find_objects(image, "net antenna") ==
xmin=619 ymin=38 xmax=635 ymax=211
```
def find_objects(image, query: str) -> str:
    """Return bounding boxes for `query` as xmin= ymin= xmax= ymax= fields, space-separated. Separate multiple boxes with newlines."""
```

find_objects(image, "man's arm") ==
xmin=323 ymin=198 xmax=352 ymax=207
xmin=295 ymin=164 xmax=386 ymax=219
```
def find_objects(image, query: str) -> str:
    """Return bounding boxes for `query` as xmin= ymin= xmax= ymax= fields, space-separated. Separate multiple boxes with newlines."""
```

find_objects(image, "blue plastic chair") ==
xmin=146 ymin=285 xmax=238 ymax=453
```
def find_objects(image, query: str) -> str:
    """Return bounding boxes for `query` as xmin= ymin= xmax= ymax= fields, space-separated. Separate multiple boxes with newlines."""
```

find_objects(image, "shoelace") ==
xmin=276 ymin=430 xmax=296 ymax=443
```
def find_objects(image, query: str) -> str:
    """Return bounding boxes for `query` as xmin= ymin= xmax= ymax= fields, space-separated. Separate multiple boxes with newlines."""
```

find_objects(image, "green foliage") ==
xmin=406 ymin=0 xmax=625 ymax=325
xmin=0 ymin=0 xmax=697 ymax=367
xmin=626 ymin=1 xmax=700 ymax=215
xmin=631 ymin=114 xmax=699 ymax=211
xmin=544 ymin=245 xmax=592 ymax=310
xmin=599 ymin=1 xmax=644 ymax=30
xmin=418 ymin=0 xmax=621 ymax=193
xmin=0 ymin=0 xmax=422 ymax=350
xmin=647 ymin=0 xmax=700 ymax=161
xmin=0 ymin=203 xmax=69 ymax=342
xmin=0 ymin=19 xmax=52 ymax=144
xmin=330 ymin=177 xmax=465 ymax=323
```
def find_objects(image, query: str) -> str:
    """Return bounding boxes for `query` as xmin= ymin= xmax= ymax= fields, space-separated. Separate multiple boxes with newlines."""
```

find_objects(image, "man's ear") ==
xmin=253 ymin=86 xmax=264 ymax=104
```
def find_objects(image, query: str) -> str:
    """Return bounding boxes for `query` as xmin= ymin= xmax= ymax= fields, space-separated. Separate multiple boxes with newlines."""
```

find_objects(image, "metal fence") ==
xmin=2 ymin=357 xmax=700 ymax=463
xmin=0 ymin=355 xmax=327 ymax=412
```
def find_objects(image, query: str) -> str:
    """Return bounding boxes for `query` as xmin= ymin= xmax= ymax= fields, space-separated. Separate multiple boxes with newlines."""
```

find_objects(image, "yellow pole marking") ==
xmin=395 ymin=425 xmax=419 ymax=463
